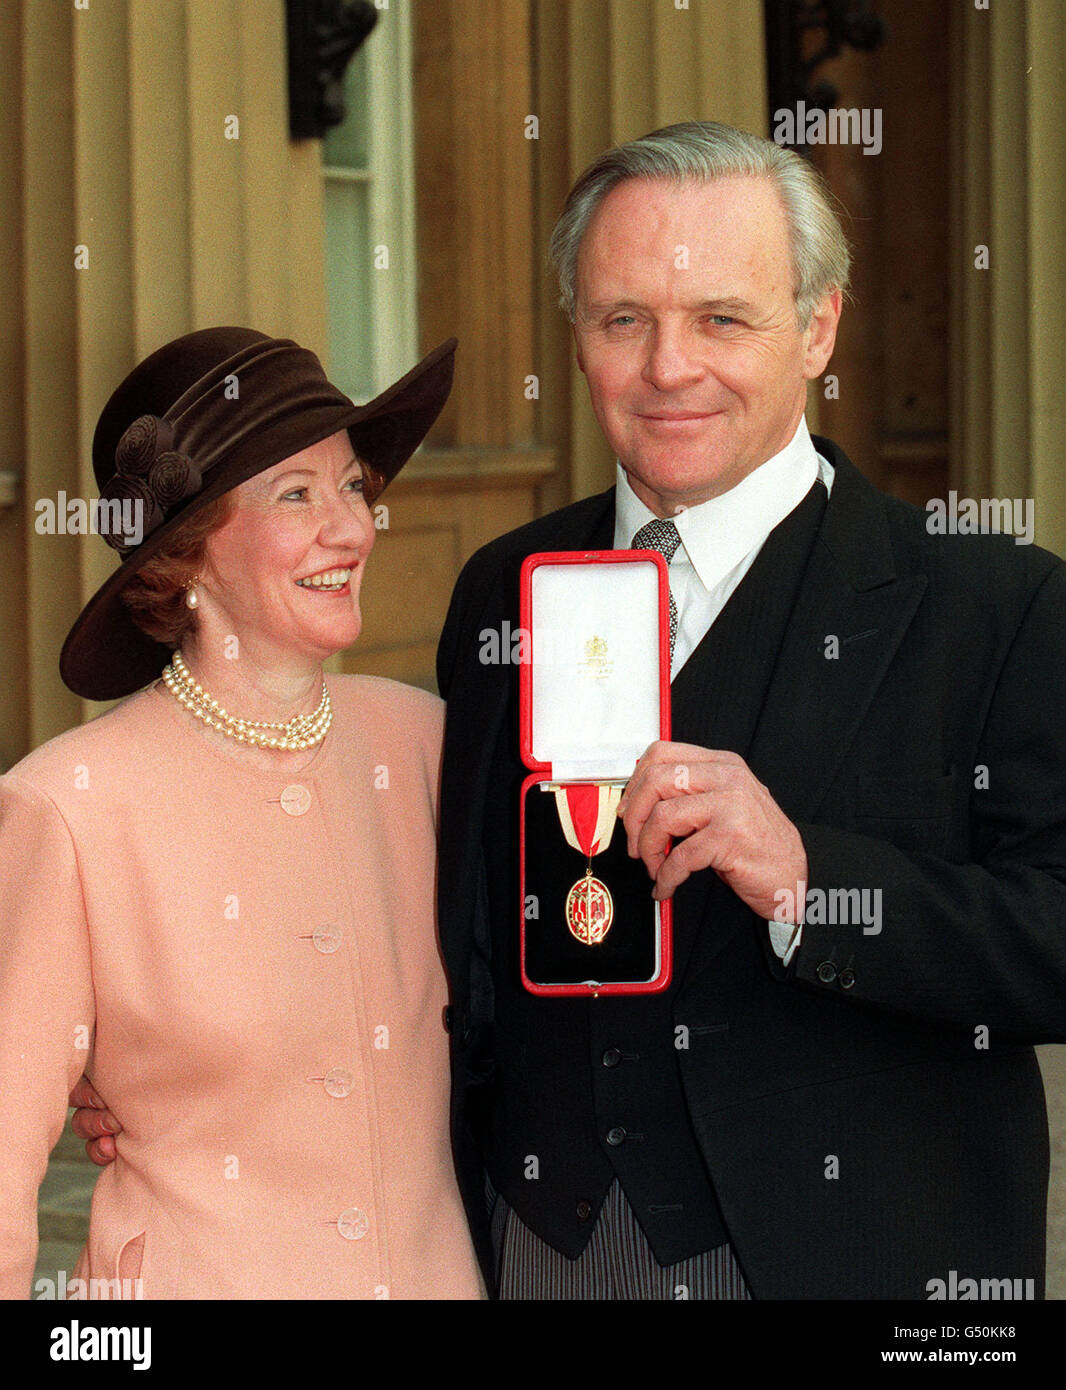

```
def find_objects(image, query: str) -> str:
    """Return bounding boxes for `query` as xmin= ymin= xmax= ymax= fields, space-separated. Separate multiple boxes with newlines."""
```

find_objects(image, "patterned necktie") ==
xmin=631 ymin=517 xmax=681 ymax=657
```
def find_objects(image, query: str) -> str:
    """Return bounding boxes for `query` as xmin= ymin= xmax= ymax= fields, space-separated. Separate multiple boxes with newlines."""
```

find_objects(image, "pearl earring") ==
xmin=185 ymin=577 xmax=201 ymax=610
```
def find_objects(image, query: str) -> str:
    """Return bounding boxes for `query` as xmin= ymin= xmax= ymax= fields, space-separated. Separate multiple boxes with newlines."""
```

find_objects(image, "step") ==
xmin=51 ymin=1114 xmax=99 ymax=1166
xmin=37 ymin=1159 xmax=95 ymax=1245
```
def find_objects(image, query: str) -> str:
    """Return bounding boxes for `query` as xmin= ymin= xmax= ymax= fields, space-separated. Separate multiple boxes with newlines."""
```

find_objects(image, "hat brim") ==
xmin=60 ymin=337 xmax=456 ymax=701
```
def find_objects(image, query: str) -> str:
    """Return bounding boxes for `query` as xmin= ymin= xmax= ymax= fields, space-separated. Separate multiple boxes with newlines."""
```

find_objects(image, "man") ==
xmin=434 ymin=122 xmax=1066 ymax=1298
xmin=77 ymin=122 xmax=1066 ymax=1300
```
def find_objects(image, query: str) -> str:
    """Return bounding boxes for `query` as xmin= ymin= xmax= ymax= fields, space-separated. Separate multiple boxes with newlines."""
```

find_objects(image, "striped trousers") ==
xmin=488 ymin=1177 xmax=752 ymax=1300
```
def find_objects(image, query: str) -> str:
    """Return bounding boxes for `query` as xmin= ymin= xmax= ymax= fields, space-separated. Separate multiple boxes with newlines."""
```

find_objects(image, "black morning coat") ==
xmin=435 ymin=437 xmax=1066 ymax=1299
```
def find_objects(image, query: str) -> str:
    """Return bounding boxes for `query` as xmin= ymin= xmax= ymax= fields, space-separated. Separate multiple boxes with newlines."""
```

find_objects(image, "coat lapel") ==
xmin=678 ymin=444 xmax=929 ymax=980
xmin=666 ymin=478 xmax=829 ymax=981
xmin=746 ymin=447 xmax=928 ymax=822
xmin=675 ymin=439 xmax=922 ymax=984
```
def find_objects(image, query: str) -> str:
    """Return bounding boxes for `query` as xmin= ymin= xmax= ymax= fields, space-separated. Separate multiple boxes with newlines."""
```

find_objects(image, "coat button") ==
xmin=576 ymin=1200 xmax=592 ymax=1221
xmin=324 ymin=1067 xmax=354 ymax=1097
xmin=280 ymin=784 xmax=312 ymax=816
xmin=816 ymin=961 xmax=837 ymax=984
xmin=337 ymin=1207 xmax=369 ymax=1240
xmin=838 ymin=968 xmax=856 ymax=989
xmin=443 ymin=1006 xmax=454 ymax=1033
xmin=606 ymin=1126 xmax=627 ymax=1146
xmin=313 ymin=928 xmax=342 ymax=953
xmin=601 ymin=1048 xmax=622 ymax=1068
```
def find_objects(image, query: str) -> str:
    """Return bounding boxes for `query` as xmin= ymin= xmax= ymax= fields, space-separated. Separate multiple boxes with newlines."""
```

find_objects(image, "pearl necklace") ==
xmin=161 ymin=650 xmax=332 ymax=751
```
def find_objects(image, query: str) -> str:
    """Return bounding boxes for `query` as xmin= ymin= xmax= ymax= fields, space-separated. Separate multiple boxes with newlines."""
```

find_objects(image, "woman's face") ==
xmin=198 ymin=429 xmax=376 ymax=666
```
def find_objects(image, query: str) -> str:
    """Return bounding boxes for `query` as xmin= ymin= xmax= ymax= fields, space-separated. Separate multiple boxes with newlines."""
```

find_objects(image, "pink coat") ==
xmin=0 ymin=675 xmax=482 ymax=1299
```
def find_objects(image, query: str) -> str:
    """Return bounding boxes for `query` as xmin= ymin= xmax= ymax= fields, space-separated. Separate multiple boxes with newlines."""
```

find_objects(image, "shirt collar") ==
xmin=614 ymin=416 xmax=828 ymax=593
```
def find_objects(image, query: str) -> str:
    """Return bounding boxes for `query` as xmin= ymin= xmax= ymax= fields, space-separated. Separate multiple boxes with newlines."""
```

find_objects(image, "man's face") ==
xmin=573 ymin=175 xmax=841 ymax=516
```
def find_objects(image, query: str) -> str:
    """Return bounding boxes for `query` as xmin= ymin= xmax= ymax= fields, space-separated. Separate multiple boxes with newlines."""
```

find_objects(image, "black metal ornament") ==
xmin=764 ymin=0 xmax=886 ymax=152
xmin=286 ymin=0 xmax=379 ymax=141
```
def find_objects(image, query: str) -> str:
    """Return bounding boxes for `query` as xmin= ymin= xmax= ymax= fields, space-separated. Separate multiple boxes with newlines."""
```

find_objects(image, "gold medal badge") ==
xmin=564 ymin=869 xmax=614 ymax=945
xmin=553 ymin=783 xmax=623 ymax=945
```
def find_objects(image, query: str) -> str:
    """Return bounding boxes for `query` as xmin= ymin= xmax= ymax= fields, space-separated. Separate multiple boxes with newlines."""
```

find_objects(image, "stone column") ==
xmin=950 ymin=0 xmax=1066 ymax=554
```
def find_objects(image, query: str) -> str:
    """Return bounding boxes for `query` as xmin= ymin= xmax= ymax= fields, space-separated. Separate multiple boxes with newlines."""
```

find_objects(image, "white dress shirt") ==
xmin=614 ymin=415 xmax=834 ymax=964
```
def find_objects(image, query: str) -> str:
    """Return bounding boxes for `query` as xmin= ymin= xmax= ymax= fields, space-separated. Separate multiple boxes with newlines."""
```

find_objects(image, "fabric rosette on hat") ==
xmin=99 ymin=414 xmax=202 ymax=554
xmin=61 ymin=327 xmax=456 ymax=701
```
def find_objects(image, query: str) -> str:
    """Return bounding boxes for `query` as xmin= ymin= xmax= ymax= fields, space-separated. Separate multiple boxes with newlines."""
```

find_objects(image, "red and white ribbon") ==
xmin=553 ymin=784 xmax=622 ymax=858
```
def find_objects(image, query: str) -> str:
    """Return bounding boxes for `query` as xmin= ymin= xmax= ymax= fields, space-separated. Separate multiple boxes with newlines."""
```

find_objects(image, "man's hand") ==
xmin=617 ymin=741 xmax=808 ymax=919
xmin=69 ymin=1076 xmax=122 ymax=1166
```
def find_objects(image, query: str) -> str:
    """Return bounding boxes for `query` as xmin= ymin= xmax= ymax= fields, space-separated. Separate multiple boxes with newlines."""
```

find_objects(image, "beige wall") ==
xmin=4 ymin=2 xmax=1063 ymax=726
xmin=951 ymin=0 xmax=1066 ymax=555
xmin=0 ymin=0 xmax=325 ymax=763
xmin=371 ymin=0 xmax=769 ymax=690
xmin=540 ymin=0 xmax=769 ymax=509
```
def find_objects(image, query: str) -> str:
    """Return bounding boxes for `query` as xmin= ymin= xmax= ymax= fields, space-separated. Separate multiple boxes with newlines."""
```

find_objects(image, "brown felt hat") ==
xmin=60 ymin=327 xmax=456 ymax=701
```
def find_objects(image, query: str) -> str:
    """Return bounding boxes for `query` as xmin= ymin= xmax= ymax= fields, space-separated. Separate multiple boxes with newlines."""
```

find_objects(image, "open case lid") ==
xmin=519 ymin=550 xmax=671 ymax=781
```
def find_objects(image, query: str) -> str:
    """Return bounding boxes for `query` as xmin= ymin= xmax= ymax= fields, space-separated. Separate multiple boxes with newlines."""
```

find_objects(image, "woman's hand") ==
xmin=69 ymin=1076 xmax=122 ymax=1166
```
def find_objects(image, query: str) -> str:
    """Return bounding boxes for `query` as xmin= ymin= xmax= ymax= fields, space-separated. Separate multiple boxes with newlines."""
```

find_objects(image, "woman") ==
xmin=0 ymin=327 xmax=482 ymax=1299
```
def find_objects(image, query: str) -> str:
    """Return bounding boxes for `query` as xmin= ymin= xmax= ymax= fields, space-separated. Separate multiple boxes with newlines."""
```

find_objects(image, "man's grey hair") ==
xmin=548 ymin=120 xmax=851 ymax=327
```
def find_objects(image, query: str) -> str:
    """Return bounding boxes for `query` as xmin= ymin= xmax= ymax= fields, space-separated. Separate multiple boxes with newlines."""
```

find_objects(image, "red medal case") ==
xmin=519 ymin=550 xmax=673 ymax=996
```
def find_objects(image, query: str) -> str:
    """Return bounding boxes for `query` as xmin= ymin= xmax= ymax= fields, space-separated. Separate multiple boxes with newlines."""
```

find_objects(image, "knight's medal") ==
xmin=564 ymin=866 xmax=614 ymax=944
xmin=554 ymin=784 xmax=623 ymax=945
